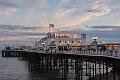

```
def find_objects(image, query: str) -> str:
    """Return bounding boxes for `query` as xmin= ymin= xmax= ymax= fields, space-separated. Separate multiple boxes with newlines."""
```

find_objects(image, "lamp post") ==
xmin=92 ymin=36 xmax=98 ymax=44
xmin=42 ymin=42 xmax=45 ymax=51
xmin=92 ymin=36 xmax=98 ymax=53
xmin=80 ymin=24 xmax=88 ymax=44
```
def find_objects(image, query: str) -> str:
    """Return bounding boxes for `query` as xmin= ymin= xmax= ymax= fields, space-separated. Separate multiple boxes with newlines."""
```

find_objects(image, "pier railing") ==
xmin=2 ymin=48 xmax=120 ymax=59
xmin=31 ymin=49 xmax=120 ymax=58
xmin=63 ymin=49 xmax=120 ymax=58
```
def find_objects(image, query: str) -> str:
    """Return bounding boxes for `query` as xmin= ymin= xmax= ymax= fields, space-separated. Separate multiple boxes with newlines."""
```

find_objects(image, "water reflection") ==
xmin=0 ymin=54 xmax=30 ymax=80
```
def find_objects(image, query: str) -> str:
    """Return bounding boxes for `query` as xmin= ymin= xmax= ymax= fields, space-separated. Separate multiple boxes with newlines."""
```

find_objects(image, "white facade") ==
xmin=35 ymin=32 xmax=86 ymax=50
xmin=54 ymin=38 xmax=80 ymax=46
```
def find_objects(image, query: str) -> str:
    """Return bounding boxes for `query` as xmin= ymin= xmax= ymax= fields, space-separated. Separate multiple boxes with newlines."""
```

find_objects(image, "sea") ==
xmin=0 ymin=41 xmax=45 ymax=80
xmin=0 ymin=51 xmax=30 ymax=80
xmin=0 ymin=51 xmax=56 ymax=80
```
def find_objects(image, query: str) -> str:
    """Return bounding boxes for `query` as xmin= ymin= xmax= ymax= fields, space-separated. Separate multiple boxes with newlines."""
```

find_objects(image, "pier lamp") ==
xmin=42 ymin=42 xmax=45 ymax=45
xmin=92 ymin=36 xmax=98 ymax=44
xmin=42 ymin=42 xmax=45 ymax=48
xmin=92 ymin=36 xmax=98 ymax=52
xmin=42 ymin=42 xmax=45 ymax=50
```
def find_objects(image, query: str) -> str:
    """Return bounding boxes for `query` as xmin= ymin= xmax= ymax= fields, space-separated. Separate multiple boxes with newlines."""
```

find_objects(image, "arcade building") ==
xmin=35 ymin=31 xmax=86 ymax=51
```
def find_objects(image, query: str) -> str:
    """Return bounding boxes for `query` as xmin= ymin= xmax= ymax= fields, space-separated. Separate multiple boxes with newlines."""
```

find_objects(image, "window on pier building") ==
xmin=71 ymin=41 xmax=74 ymax=43
xmin=59 ymin=41 xmax=61 ymax=43
xmin=65 ymin=41 xmax=67 ymax=43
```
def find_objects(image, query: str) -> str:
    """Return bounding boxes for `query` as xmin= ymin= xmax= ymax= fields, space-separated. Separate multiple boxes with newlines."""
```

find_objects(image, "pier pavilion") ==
xmin=34 ymin=31 xmax=86 ymax=52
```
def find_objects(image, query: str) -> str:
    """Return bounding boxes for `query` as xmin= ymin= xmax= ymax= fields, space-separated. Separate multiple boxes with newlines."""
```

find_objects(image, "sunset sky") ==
xmin=0 ymin=0 xmax=120 ymax=41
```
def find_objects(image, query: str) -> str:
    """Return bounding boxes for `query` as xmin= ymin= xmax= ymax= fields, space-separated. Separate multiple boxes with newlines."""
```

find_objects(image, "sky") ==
xmin=0 ymin=0 xmax=120 ymax=42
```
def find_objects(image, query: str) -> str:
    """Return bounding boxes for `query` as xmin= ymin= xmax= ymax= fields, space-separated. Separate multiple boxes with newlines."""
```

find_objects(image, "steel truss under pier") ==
xmin=2 ymin=50 xmax=120 ymax=80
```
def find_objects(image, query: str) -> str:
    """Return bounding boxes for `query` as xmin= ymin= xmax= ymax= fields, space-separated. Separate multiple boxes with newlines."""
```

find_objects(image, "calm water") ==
xmin=0 ymin=52 xmax=67 ymax=80
xmin=0 ymin=54 xmax=78 ymax=80
xmin=0 ymin=53 xmax=30 ymax=80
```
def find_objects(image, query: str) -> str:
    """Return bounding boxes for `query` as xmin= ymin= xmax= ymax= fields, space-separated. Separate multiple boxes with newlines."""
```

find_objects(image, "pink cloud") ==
xmin=54 ymin=9 xmax=74 ymax=19
xmin=0 ymin=35 xmax=45 ymax=41
xmin=0 ymin=7 xmax=16 ymax=15
xmin=53 ymin=0 xmax=112 ymax=30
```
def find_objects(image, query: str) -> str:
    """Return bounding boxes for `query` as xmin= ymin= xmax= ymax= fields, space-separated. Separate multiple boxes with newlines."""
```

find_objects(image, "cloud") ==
xmin=0 ymin=0 xmax=49 ymax=15
xmin=0 ymin=7 xmax=16 ymax=15
xmin=0 ymin=25 xmax=36 ymax=30
xmin=0 ymin=0 xmax=18 ymax=15
xmin=23 ymin=0 xmax=49 ymax=14
xmin=0 ymin=0 xmax=119 ymax=41
xmin=53 ymin=0 xmax=112 ymax=30
xmin=0 ymin=24 xmax=46 ymax=34
xmin=0 ymin=35 xmax=45 ymax=41
xmin=0 ymin=0 xmax=17 ymax=7
xmin=90 ymin=26 xmax=114 ymax=29
xmin=0 ymin=24 xmax=47 ymax=41
xmin=90 ymin=26 xmax=120 ymax=31
xmin=0 ymin=24 xmax=53 ymax=36
xmin=54 ymin=9 xmax=75 ymax=19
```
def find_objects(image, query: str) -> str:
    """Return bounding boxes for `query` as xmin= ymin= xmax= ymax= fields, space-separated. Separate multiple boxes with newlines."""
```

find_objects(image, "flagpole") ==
xmin=49 ymin=25 xmax=50 ymax=33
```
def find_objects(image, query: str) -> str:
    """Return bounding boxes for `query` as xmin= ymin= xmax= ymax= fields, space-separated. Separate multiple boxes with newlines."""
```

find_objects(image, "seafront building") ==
xmin=34 ymin=32 xmax=120 ymax=53
xmin=35 ymin=31 xmax=86 ymax=51
xmin=33 ymin=24 xmax=120 ymax=53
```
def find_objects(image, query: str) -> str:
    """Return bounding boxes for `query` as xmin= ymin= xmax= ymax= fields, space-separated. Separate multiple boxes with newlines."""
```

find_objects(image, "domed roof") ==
xmin=41 ymin=37 xmax=47 ymax=41
xmin=48 ymin=41 xmax=56 ymax=48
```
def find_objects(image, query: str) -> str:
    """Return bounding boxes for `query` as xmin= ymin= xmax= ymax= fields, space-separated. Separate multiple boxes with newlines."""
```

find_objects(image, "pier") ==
xmin=2 ymin=49 xmax=120 ymax=80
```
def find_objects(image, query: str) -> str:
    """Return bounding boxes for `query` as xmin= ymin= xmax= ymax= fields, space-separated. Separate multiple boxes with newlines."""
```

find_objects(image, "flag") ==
xmin=49 ymin=24 xmax=54 ymax=28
